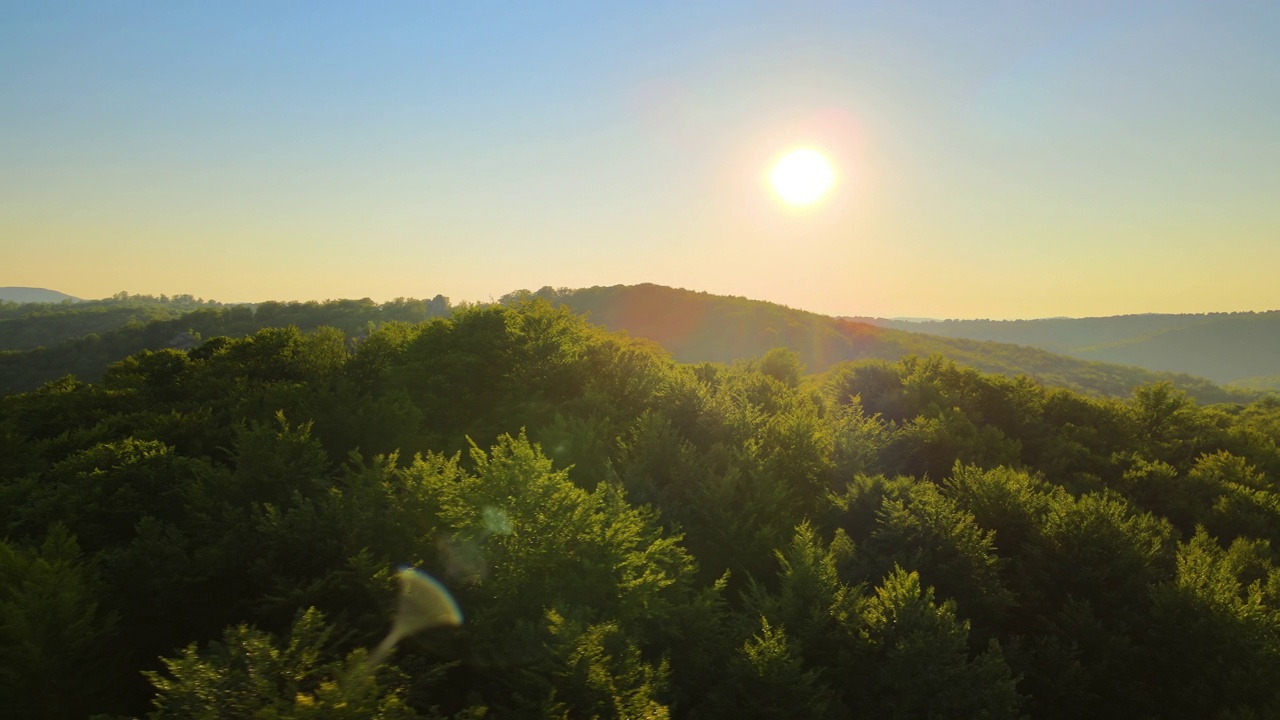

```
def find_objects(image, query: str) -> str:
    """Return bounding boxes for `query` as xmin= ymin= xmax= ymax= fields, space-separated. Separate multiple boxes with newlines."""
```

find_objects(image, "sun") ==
xmin=769 ymin=148 xmax=836 ymax=206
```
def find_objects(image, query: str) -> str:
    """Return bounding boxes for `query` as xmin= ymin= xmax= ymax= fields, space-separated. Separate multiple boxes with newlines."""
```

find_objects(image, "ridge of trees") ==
xmin=0 ymin=284 xmax=1254 ymax=402
xmin=4 ymin=300 xmax=1280 ymax=717
xmin=0 ymin=296 xmax=450 ymax=395
xmin=0 ymin=293 xmax=227 ymax=352
xmin=514 ymin=284 xmax=1254 ymax=404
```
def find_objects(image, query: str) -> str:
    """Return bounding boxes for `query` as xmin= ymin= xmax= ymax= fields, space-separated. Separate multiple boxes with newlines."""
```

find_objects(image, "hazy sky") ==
xmin=3 ymin=1 xmax=1277 ymax=319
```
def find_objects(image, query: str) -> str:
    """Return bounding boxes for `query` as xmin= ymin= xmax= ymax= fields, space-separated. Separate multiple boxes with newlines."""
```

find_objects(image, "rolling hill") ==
xmin=851 ymin=312 xmax=1280 ymax=387
xmin=0 ymin=286 xmax=79 ymax=303
xmin=512 ymin=285 xmax=1253 ymax=404
xmin=0 ymin=283 xmax=1256 ymax=404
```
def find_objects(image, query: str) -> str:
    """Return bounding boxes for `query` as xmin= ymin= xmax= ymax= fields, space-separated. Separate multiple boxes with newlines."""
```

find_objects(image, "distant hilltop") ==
xmin=0 ymin=287 xmax=80 ymax=303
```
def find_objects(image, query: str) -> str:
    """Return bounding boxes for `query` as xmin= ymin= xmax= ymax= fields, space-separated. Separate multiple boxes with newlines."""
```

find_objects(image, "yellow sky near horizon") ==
xmin=4 ymin=3 xmax=1278 ymax=320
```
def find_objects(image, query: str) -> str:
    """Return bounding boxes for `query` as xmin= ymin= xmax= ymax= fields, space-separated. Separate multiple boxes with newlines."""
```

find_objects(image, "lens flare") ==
xmin=368 ymin=568 xmax=462 ymax=666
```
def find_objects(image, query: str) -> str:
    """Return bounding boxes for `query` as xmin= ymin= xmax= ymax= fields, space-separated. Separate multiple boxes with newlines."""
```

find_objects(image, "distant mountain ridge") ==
xmin=849 ymin=312 xmax=1280 ymax=387
xmin=0 ymin=287 xmax=79 ymax=303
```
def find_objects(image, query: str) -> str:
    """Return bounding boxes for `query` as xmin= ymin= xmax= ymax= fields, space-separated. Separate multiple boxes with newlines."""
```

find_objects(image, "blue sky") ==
xmin=3 ymin=1 xmax=1277 ymax=318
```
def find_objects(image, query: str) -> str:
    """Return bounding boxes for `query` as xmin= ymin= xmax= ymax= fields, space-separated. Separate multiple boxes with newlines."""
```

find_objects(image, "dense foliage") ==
xmin=0 ymin=296 xmax=450 ymax=394
xmin=3 ymin=300 xmax=1280 ymax=718
xmin=0 ymin=293 xmax=223 ymax=353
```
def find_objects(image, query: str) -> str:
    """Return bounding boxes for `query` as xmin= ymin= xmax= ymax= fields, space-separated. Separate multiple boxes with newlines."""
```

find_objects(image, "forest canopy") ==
xmin=0 ymin=284 xmax=1253 ymax=405
xmin=3 ymin=300 xmax=1280 ymax=718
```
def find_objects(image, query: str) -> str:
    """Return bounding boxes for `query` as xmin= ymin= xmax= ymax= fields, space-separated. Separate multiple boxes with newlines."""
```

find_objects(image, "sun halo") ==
xmin=769 ymin=148 xmax=836 ymax=207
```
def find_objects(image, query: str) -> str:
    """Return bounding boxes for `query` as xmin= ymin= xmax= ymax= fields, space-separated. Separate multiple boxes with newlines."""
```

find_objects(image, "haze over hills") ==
xmin=0 ymin=286 xmax=80 ymax=304
xmin=853 ymin=313 xmax=1280 ymax=389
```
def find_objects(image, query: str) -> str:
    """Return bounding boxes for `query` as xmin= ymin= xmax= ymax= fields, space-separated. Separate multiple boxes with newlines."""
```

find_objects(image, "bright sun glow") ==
xmin=769 ymin=148 xmax=836 ymax=206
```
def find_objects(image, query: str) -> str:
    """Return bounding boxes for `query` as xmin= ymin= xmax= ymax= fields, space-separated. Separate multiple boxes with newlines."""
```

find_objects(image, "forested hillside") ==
xmin=1235 ymin=374 xmax=1280 ymax=392
xmin=0 ymin=296 xmax=450 ymax=394
xmin=0 ymin=293 xmax=224 ymax=352
xmin=1072 ymin=315 xmax=1280 ymax=387
xmin=521 ymin=284 xmax=1251 ymax=404
xmin=4 ymin=300 xmax=1280 ymax=718
xmin=2 ymin=285 xmax=1249 ymax=404
xmin=854 ymin=311 xmax=1280 ymax=387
